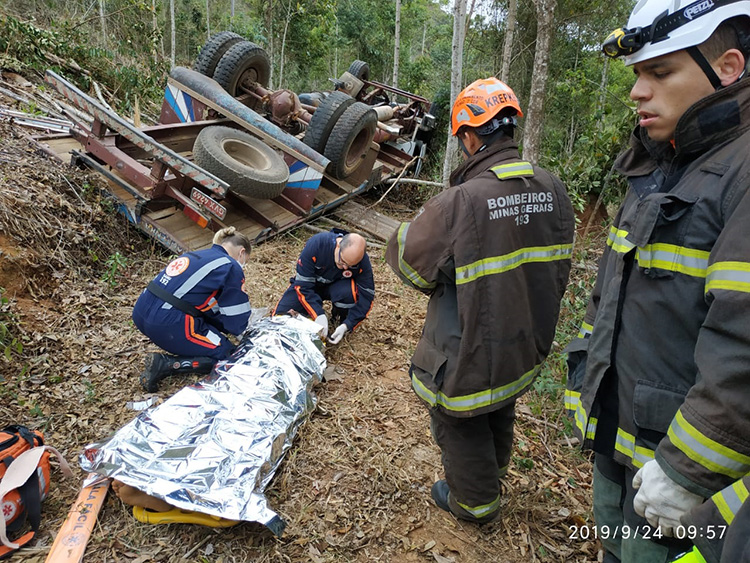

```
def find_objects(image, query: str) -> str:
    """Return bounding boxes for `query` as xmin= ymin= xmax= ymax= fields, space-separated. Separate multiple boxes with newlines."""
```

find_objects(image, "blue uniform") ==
xmin=132 ymin=244 xmax=251 ymax=359
xmin=275 ymin=231 xmax=375 ymax=331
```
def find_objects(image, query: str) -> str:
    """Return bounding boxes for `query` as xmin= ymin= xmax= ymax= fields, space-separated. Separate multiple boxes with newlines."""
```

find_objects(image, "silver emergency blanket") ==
xmin=80 ymin=315 xmax=326 ymax=536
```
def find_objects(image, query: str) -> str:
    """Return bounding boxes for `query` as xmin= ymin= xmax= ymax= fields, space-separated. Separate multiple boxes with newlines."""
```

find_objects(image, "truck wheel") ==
xmin=348 ymin=60 xmax=370 ymax=81
xmin=213 ymin=41 xmax=271 ymax=95
xmin=303 ymin=91 xmax=355 ymax=154
xmin=193 ymin=31 xmax=244 ymax=77
xmin=324 ymin=102 xmax=377 ymax=180
xmin=193 ymin=126 xmax=289 ymax=199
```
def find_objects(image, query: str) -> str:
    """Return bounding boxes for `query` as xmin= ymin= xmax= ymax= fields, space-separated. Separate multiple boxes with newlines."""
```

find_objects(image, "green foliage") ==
xmin=102 ymin=252 xmax=129 ymax=288
xmin=0 ymin=288 xmax=23 ymax=363
xmin=0 ymin=12 xmax=169 ymax=114
xmin=1 ymin=0 xmax=639 ymax=209
xmin=545 ymin=106 xmax=633 ymax=213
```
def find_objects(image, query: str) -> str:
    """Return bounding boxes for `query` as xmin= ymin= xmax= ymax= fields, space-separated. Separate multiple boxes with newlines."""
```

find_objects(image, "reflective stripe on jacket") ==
xmin=133 ymin=244 xmax=251 ymax=336
xmin=681 ymin=475 xmax=750 ymax=563
xmin=565 ymin=79 xmax=750 ymax=497
xmin=386 ymin=137 xmax=575 ymax=417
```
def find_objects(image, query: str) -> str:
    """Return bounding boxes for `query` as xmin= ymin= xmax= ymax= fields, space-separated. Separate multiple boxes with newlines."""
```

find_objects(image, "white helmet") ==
xmin=602 ymin=0 xmax=750 ymax=65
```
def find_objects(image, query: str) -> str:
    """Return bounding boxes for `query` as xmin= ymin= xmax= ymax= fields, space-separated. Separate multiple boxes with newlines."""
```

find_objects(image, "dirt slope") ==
xmin=0 ymin=121 xmax=602 ymax=563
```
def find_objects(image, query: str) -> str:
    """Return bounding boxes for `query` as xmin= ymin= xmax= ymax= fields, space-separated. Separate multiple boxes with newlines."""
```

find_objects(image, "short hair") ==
xmin=339 ymin=233 xmax=354 ymax=251
xmin=699 ymin=17 xmax=750 ymax=62
xmin=213 ymin=226 xmax=252 ymax=253
xmin=338 ymin=233 xmax=366 ymax=259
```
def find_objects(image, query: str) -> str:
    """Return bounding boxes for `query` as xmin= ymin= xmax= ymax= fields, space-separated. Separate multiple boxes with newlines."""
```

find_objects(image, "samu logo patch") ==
xmin=165 ymin=257 xmax=190 ymax=277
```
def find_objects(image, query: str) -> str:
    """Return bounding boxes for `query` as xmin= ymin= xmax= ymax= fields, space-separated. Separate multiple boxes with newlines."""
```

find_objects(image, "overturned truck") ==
xmin=34 ymin=32 xmax=435 ymax=253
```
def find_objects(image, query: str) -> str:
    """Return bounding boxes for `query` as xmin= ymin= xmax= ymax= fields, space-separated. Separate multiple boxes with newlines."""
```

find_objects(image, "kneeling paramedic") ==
xmin=274 ymin=229 xmax=374 ymax=345
xmin=386 ymin=77 xmax=575 ymax=523
xmin=133 ymin=227 xmax=252 ymax=391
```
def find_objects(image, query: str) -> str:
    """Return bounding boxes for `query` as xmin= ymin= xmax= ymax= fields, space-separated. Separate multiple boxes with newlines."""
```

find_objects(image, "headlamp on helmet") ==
xmin=601 ymin=0 xmax=750 ymax=64
xmin=602 ymin=27 xmax=647 ymax=58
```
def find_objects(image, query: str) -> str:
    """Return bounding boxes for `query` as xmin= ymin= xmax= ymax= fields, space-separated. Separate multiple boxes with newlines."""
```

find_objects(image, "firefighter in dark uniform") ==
xmin=133 ymin=227 xmax=252 ymax=391
xmin=274 ymin=229 xmax=374 ymax=344
xmin=566 ymin=2 xmax=750 ymax=561
xmin=386 ymin=77 xmax=575 ymax=523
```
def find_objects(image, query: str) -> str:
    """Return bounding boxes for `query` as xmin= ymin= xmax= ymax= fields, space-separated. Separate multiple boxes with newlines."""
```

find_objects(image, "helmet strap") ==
xmin=687 ymin=45 xmax=723 ymax=90
xmin=457 ymin=134 xmax=471 ymax=157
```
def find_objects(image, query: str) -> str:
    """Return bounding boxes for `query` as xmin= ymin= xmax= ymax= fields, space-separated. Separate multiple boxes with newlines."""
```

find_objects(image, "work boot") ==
xmin=431 ymin=480 xmax=501 ymax=524
xmin=431 ymin=480 xmax=451 ymax=513
xmin=140 ymin=353 xmax=214 ymax=392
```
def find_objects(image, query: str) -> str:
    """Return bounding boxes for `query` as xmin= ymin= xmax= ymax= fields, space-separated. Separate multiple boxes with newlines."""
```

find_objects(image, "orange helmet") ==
xmin=451 ymin=77 xmax=523 ymax=136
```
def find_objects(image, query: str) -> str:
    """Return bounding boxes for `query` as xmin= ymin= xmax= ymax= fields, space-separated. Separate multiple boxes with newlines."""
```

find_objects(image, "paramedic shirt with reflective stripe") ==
xmin=291 ymin=231 xmax=375 ymax=330
xmin=133 ymin=244 xmax=250 ymax=336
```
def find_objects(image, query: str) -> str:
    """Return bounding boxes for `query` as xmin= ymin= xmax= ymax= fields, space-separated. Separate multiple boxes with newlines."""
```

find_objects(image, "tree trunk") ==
xmin=99 ymin=0 xmax=106 ymax=46
xmin=278 ymin=0 xmax=295 ymax=88
xmin=500 ymin=0 xmax=517 ymax=82
xmin=205 ymin=0 xmax=210 ymax=40
xmin=597 ymin=57 xmax=610 ymax=132
xmin=523 ymin=0 xmax=557 ymax=164
xmin=442 ymin=0 xmax=467 ymax=187
xmin=393 ymin=0 xmax=401 ymax=89
xmin=170 ymin=0 xmax=175 ymax=69
xmin=421 ymin=22 xmax=427 ymax=57
xmin=334 ymin=15 xmax=339 ymax=77
xmin=464 ymin=0 xmax=476 ymax=42
xmin=266 ymin=0 xmax=274 ymax=89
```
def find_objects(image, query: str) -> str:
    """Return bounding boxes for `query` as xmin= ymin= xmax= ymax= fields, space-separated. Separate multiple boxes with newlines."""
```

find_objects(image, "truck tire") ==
xmin=302 ymin=91 xmax=355 ymax=154
xmin=193 ymin=31 xmax=244 ymax=77
xmin=213 ymin=41 xmax=271 ymax=95
xmin=348 ymin=60 xmax=370 ymax=81
xmin=324 ymin=102 xmax=377 ymax=180
xmin=193 ymin=126 xmax=289 ymax=199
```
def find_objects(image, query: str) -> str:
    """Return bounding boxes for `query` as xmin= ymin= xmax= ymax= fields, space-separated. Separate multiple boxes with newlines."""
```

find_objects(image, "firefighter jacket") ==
xmin=386 ymin=136 xmax=575 ymax=418
xmin=681 ymin=475 xmax=750 ymax=563
xmin=565 ymin=78 xmax=750 ymax=498
xmin=289 ymin=230 xmax=375 ymax=331
xmin=133 ymin=244 xmax=251 ymax=336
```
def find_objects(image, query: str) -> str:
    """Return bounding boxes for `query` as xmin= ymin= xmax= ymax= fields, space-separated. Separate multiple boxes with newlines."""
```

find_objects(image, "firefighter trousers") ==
xmin=429 ymin=401 xmax=515 ymax=523
xmin=593 ymin=453 xmax=692 ymax=563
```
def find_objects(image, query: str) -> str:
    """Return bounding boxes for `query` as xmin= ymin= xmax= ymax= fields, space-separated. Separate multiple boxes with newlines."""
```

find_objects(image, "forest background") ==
xmin=0 ymin=1 xmax=646 ymax=560
xmin=0 ymin=0 xmax=639 ymax=213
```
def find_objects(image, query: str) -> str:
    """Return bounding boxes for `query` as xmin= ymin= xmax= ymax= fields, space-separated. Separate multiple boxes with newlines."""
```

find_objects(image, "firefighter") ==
xmin=133 ymin=226 xmax=252 ymax=392
xmin=274 ymin=229 xmax=374 ymax=344
xmin=565 ymin=1 xmax=750 ymax=561
xmin=385 ymin=78 xmax=575 ymax=523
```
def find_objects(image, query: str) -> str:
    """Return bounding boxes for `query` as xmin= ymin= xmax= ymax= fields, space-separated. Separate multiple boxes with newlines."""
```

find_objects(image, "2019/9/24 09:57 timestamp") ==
xmin=568 ymin=524 xmax=728 ymax=540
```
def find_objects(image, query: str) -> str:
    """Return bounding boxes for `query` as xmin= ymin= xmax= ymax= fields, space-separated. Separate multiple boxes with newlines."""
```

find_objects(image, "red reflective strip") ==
xmin=294 ymin=286 xmax=318 ymax=318
xmin=184 ymin=316 xmax=218 ymax=349
xmin=196 ymin=291 xmax=217 ymax=312
xmin=350 ymin=282 xmax=373 ymax=333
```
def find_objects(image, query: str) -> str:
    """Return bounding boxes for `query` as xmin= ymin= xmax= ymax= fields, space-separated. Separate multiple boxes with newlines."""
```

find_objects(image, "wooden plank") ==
xmin=44 ymin=477 xmax=110 ymax=563
xmin=331 ymin=201 xmax=401 ymax=242
xmin=313 ymin=187 xmax=342 ymax=206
